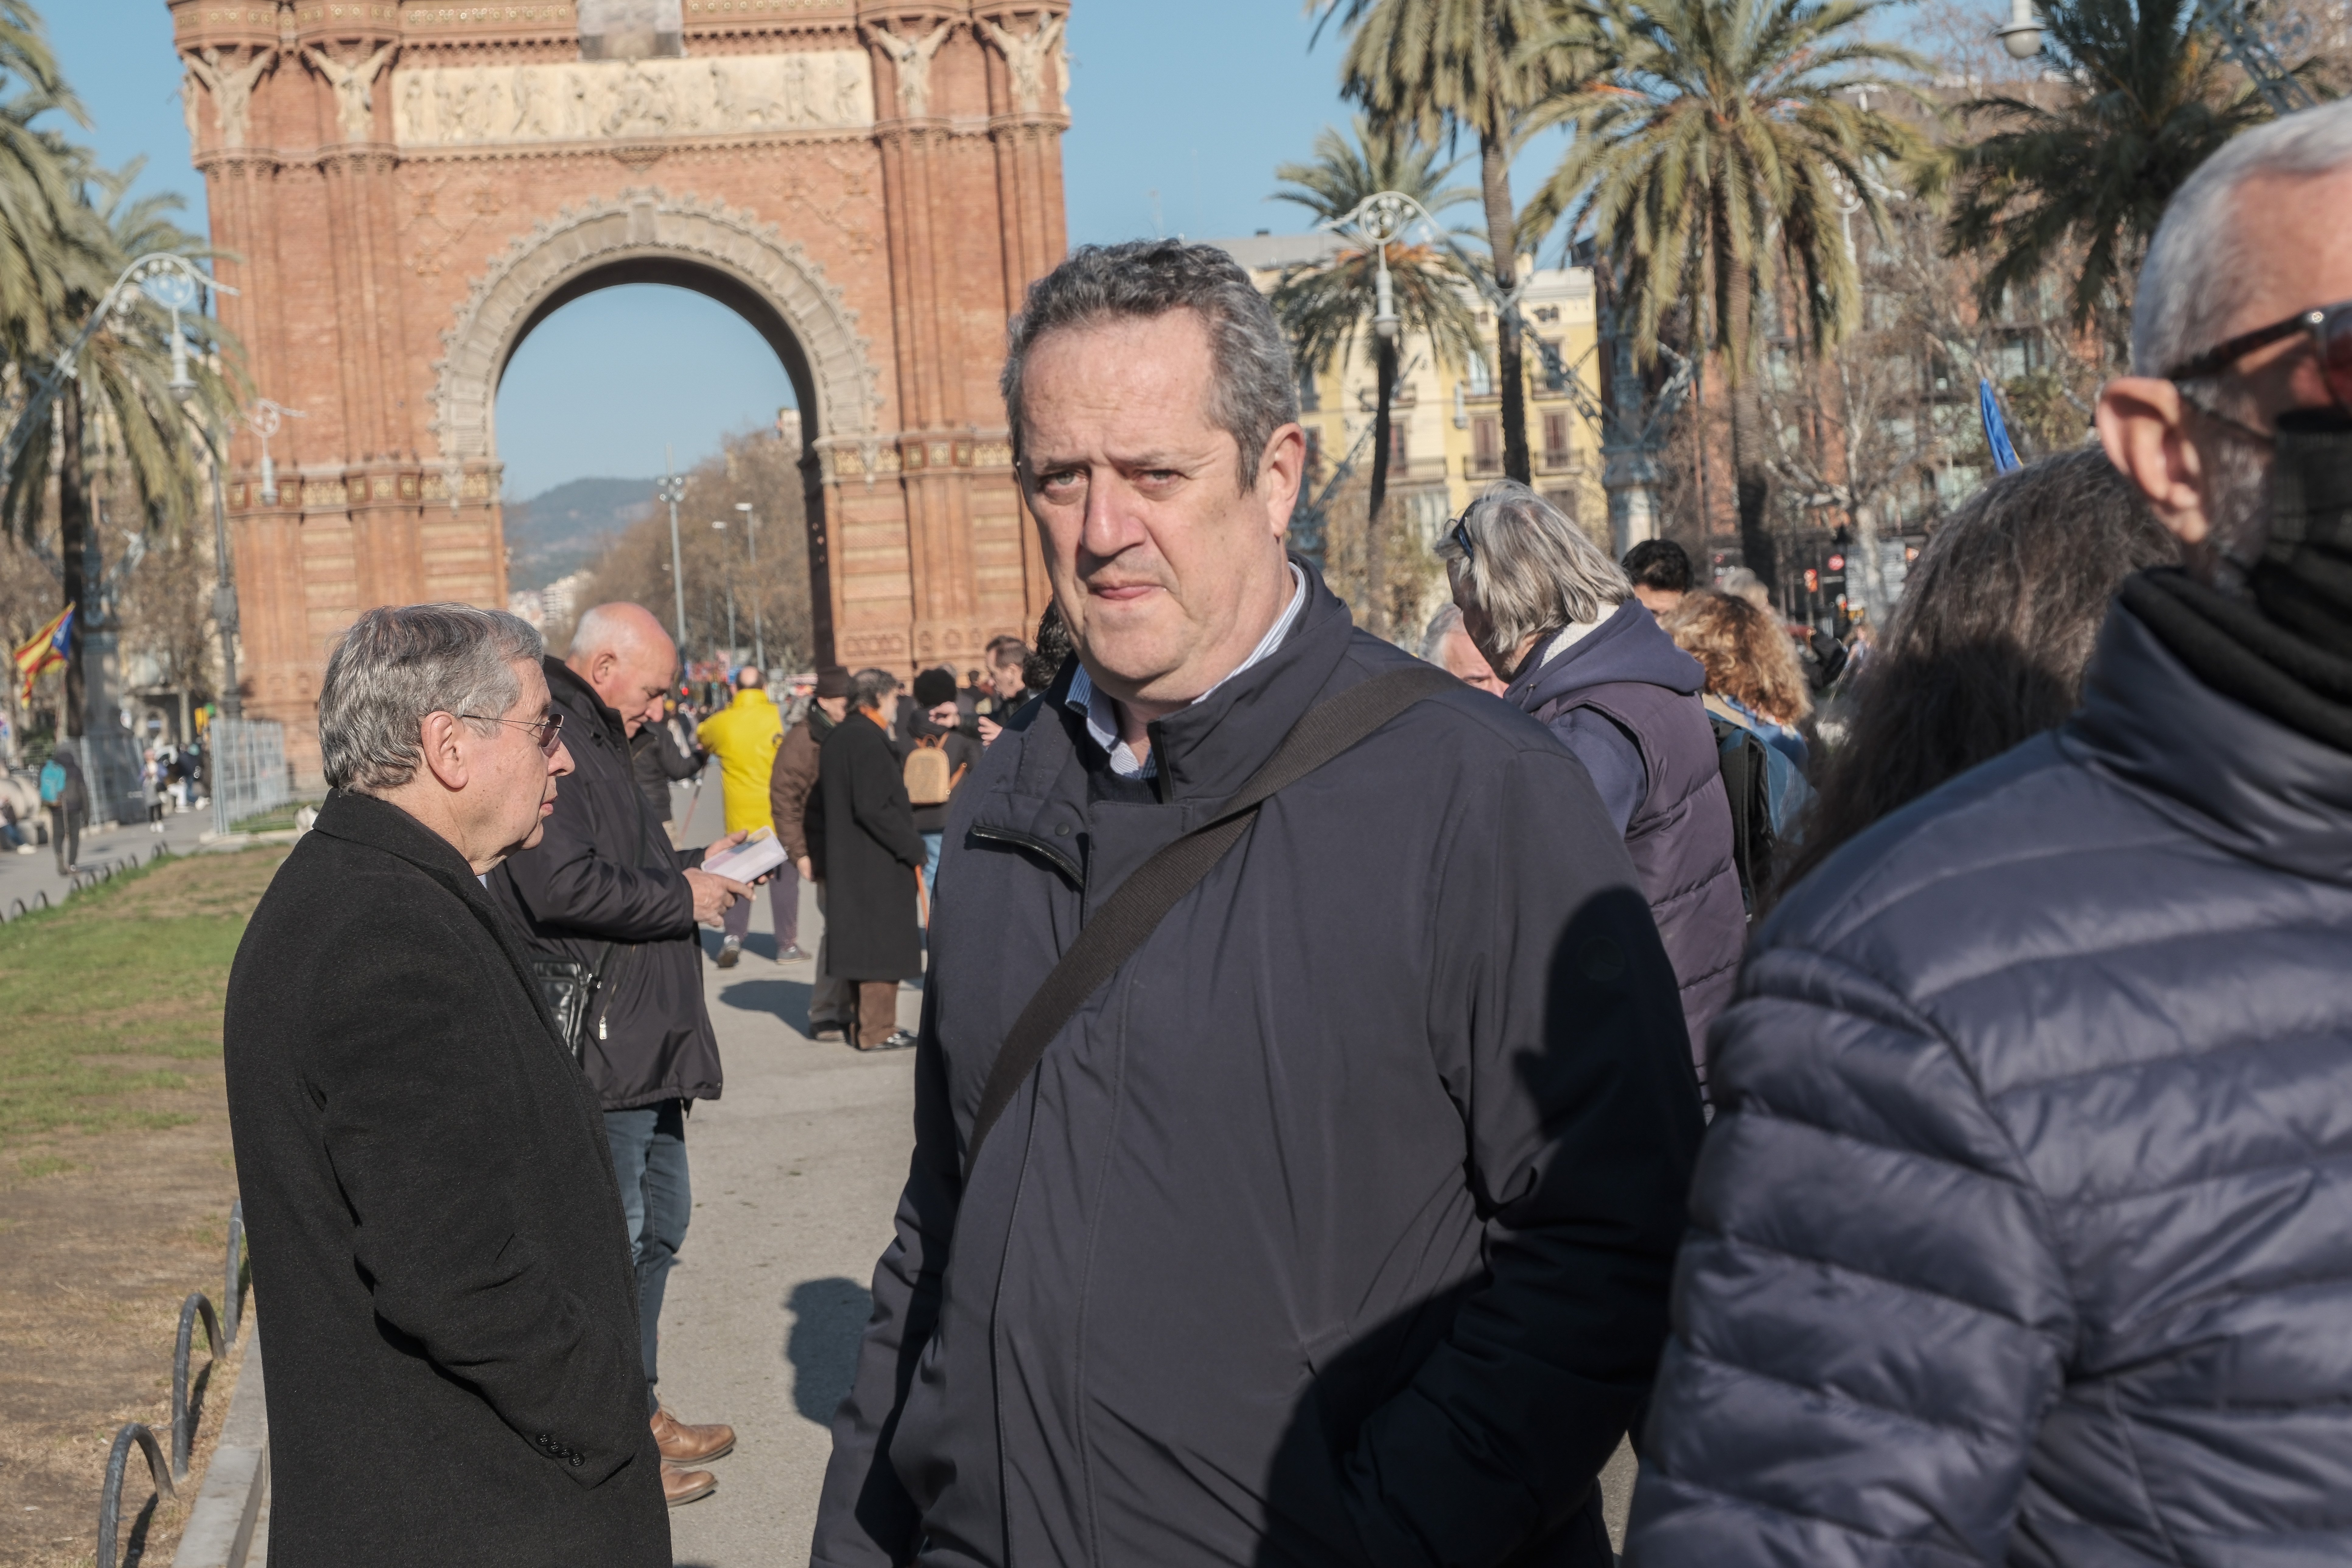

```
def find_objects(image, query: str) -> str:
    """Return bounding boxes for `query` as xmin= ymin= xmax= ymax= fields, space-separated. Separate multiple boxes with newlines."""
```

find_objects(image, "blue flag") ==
xmin=1980 ymin=379 xmax=2021 ymax=474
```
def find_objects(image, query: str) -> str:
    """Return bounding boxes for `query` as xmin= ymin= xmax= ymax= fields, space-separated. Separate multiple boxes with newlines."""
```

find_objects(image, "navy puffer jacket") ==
xmin=1624 ymin=597 xmax=2352 ymax=1565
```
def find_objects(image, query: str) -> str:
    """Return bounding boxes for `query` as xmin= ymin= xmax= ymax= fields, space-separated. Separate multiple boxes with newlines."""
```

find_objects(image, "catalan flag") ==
xmin=12 ymin=603 xmax=72 ymax=704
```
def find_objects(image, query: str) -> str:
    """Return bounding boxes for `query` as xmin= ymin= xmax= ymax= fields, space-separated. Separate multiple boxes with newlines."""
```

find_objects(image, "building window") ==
xmin=1472 ymin=416 xmax=1501 ymax=476
xmin=1543 ymin=411 xmax=1572 ymax=469
xmin=1544 ymin=487 xmax=1580 ymax=523
xmin=1298 ymin=363 xmax=1321 ymax=413
xmin=1389 ymin=422 xmax=1409 ymax=468
xmin=1541 ymin=338 xmax=1568 ymax=391
xmin=1467 ymin=351 xmax=1492 ymax=396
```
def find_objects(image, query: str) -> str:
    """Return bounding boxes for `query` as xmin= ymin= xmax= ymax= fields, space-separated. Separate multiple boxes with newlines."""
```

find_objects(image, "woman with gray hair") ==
xmin=1440 ymin=481 xmax=1747 ymax=1065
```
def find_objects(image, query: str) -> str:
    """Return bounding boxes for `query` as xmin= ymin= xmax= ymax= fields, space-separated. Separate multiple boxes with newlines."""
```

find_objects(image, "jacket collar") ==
xmin=312 ymin=788 xmax=493 ymax=899
xmin=544 ymin=657 xmax=628 ymax=754
xmin=2063 ymin=597 xmax=2352 ymax=883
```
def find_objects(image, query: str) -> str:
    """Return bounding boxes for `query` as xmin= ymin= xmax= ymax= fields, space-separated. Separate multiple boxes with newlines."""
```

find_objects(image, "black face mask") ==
xmin=2256 ymin=407 xmax=2352 ymax=660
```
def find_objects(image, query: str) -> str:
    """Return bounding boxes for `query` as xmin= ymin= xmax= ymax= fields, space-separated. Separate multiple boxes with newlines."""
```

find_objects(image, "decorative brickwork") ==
xmin=170 ymin=0 xmax=1068 ymax=783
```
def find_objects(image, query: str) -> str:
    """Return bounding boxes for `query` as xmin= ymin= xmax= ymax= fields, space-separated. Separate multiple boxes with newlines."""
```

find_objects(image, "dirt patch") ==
xmin=0 ymin=1104 xmax=246 ymax=1568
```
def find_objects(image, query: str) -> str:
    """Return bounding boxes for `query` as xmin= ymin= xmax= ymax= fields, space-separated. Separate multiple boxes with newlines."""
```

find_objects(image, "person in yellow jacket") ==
xmin=694 ymin=667 xmax=791 ymax=967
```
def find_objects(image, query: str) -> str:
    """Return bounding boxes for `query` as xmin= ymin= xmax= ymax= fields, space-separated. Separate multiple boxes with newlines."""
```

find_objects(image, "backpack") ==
xmin=38 ymin=757 xmax=65 ymax=805
xmin=1710 ymin=716 xmax=1814 ymax=915
xmin=903 ymin=735 xmax=957 ymax=807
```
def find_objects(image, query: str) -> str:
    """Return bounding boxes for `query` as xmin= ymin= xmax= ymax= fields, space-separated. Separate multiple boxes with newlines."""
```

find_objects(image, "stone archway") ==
xmin=170 ymin=1 xmax=1072 ymax=785
xmin=429 ymin=188 xmax=881 ymax=469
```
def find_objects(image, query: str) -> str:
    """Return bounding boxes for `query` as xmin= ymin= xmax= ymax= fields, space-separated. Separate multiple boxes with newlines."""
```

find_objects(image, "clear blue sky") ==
xmin=50 ymin=1 xmax=1573 ymax=498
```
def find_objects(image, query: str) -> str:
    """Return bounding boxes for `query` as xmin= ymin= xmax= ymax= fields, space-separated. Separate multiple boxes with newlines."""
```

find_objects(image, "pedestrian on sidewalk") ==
xmin=693 ymin=665 xmax=790 ymax=967
xmin=1625 ymin=100 xmax=2352 ymax=1566
xmin=903 ymin=666 xmax=979 ymax=907
xmin=813 ymin=241 xmax=1701 ymax=1568
xmin=1442 ymin=481 xmax=1746 ymax=1070
xmin=492 ymin=602 xmax=753 ymax=1509
xmin=769 ymin=666 xmax=849 ymax=1032
xmin=974 ymin=634 xmax=1036 ymax=745
xmin=223 ymin=603 xmax=669 ymax=1566
xmin=38 ymin=746 xmax=84 ymax=873
xmin=1622 ymin=537 xmax=1693 ymax=621
xmin=804 ymin=667 xmax=921 ymax=1052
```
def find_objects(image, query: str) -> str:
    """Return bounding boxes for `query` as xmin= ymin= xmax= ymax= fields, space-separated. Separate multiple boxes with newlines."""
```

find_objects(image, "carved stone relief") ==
xmin=978 ymin=15 xmax=1063 ymax=116
xmin=392 ymin=53 xmax=874 ymax=148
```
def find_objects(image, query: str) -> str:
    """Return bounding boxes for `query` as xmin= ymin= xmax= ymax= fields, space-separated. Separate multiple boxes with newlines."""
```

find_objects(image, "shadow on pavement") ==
xmin=717 ymin=978 xmax=813 ymax=1031
xmin=786 ymin=1276 xmax=873 ymax=1425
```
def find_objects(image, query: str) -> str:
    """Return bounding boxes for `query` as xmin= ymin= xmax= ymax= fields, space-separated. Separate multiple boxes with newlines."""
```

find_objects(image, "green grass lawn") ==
xmin=228 ymin=800 xmax=321 ymax=834
xmin=0 ymin=848 xmax=288 ymax=1147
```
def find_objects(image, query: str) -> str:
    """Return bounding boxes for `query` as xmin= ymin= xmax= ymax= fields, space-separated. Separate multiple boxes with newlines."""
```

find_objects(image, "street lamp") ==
xmin=656 ymin=466 xmax=688 ymax=651
xmin=1995 ymin=0 xmax=2045 ymax=58
xmin=141 ymin=258 xmax=246 ymax=723
xmin=248 ymin=399 xmax=305 ymax=506
xmin=734 ymin=500 xmax=764 ymax=670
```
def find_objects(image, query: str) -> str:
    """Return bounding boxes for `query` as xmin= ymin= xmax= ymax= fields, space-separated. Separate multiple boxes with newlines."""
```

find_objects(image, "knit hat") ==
xmin=912 ymin=667 xmax=958 ymax=708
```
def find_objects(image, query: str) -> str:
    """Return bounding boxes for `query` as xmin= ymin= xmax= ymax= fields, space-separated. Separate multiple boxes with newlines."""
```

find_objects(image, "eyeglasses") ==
xmin=457 ymin=710 xmax=565 ymax=757
xmin=1445 ymin=516 xmax=1475 ymax=563
xmin=2165 ymin=296 xmax=2352 ymax=415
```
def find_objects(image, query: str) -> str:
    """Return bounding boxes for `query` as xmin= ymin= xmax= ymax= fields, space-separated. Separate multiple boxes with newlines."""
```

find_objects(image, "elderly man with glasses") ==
xmin=1624 ymin=101 xmax=2352 ymax=1566
xmin=225 ymin=604 xmax=671 ymax=1566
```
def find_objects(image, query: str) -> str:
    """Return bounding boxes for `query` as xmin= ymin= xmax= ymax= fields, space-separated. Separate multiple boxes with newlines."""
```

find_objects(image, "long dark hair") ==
xmin=1775 ymin=447 xmax=2181 ymax=898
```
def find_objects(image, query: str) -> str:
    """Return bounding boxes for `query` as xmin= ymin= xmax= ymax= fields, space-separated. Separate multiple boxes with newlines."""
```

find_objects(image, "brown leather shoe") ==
xmin=662 ymin=1461 xmax=716 ymax=1507
xmin=651 ymin=1405 xmax=737 ymax=1464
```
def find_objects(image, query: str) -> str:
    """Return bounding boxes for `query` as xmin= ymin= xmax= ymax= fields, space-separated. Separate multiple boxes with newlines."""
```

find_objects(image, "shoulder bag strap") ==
xmin=962 ymin=664 xmax=1458 ymax=1181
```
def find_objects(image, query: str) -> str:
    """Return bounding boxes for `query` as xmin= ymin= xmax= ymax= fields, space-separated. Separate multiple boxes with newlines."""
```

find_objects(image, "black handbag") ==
xmin=534 ymin=946 xmax=614 ymax=1063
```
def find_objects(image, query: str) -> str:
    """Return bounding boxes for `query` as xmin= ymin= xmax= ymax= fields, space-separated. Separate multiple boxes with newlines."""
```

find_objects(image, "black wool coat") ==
xmin=495 ymin=658 xmax=723 ymax=1109
xmin=223 ymin=791 xmax=669 ymax=1567
xmin=807 ymin=709 xmax=924 ymax=981
xmin=812 ymin=565 xmax=1705 ymax=1568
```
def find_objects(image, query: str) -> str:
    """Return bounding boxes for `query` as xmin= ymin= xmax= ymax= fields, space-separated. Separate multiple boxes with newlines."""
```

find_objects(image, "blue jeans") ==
xmin=921 ymin=830 xmax=944 ymax=901
xmin=604 ymin=1100 xmax=691 ymax=1415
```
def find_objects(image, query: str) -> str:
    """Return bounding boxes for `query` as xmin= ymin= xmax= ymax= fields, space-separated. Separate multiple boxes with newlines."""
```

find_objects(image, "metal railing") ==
xmin=95 ymin=1200 xmax=247 ymax=1567
xmin=0 ymin=842 xmax=168 ymax=923
xmin=209 ymin=719 xmax=289 ymax=838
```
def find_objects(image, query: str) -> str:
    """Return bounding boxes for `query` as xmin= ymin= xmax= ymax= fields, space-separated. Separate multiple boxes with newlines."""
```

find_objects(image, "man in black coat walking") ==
xmin=493 ymin=601 xmax=754 ymax=1507
xmin=224 ymin=603 xmax=668 ymax=1566
xmin=811 ymin=242 xmax=1701 ymax=1568
xmin=806 ymin=667 xmax=922 ymax=1051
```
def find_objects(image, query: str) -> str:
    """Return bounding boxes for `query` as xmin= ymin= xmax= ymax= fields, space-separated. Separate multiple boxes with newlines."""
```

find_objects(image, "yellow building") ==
xmin=1216 ymin=234 xmax=1608 ymax=559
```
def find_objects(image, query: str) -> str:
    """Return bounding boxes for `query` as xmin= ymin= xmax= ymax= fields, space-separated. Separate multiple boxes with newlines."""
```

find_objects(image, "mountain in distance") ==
xmin=503 ymin=476 xmax=657 ymax=591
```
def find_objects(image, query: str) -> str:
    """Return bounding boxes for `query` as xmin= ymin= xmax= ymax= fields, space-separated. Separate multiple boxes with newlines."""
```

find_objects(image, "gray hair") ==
xmin=319 ymin=604 xmax=544 ymax=793
xmin=1419 ymin=603 xmax=1467 ymax=662
xmin=1001 ymin=241 xmax=1298 ymax=495
xmin=2135 ymin=98 xmax=2352 ymax=376
xmin=1716 ymin=566 xmax=1772 ymax=610
xmin=849 ymin=667 xmax=898 ymax=711
xmin=1436 ymin=481 xmax=1632 ymax=655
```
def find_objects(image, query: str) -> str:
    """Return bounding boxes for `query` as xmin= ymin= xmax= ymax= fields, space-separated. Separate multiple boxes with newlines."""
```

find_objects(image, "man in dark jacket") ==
xmin=806 ymin=667 xmax=921 ymax=1051
xmin=772 ymin=665 xmax=851 ymax=1031
xmin=1626 ymin=104 xmax=2352 ymax=1565
xmin=494 ymin=601 xmax=751 ymax=1507
xmin=812 ymin=241 xmax=1701 ymax=1568
xmin=224 ymin=603 xmax=669 ymax=1565
xmin=902 ymin=665 xmax=982 ymax=906
xmin=1443 ymin=481 xmax=1747 ymax=1067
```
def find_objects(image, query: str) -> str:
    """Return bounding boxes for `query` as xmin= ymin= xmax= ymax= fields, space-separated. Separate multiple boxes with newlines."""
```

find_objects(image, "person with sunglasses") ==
xmin=223 ymin=604 xmax=674 ymax=1566
xmin=1626 ymin=102 xmax=2352 ymax=1567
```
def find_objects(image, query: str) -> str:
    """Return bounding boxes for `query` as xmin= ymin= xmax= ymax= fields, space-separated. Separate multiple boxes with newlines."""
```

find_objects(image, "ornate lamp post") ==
xmin=734 ymin=500 xmax=764 ymax=670
xmin=656 ymin=468 xmax=689 ymax=650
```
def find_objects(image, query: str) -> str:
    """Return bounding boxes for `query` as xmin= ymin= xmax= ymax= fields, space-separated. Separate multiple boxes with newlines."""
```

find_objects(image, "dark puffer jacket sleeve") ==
xmin=1624 ymin=940 xmax=2075 ymax=1564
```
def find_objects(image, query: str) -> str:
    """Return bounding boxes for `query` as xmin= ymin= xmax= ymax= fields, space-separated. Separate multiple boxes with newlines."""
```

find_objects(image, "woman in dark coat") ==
xmin=806 ymin=669 xmax=923 ymax=1050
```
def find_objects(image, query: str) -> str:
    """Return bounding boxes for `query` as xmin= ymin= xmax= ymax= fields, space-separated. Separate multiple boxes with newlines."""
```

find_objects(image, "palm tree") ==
xmin=0 ymin=0 xmax=82 ymax=370
xmin=1521 ymin=0 xmax=1925 ymax=591
xmin=1940 ymin=0 xmax=2280 ymax=348
xmin=1270 ymin=117 xmax=1482 ymax=635
xmin=6 ymin=157 xmax=239 ymax=733
xmin=1315 ymin=0 xmax=1586 ymax=487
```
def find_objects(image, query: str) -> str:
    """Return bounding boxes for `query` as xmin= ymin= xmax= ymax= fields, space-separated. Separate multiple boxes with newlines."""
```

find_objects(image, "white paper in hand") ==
xmin=702 ymin=825 xmax=788 ymax=884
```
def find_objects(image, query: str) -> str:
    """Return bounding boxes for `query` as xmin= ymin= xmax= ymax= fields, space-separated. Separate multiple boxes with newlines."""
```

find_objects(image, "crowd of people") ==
xmin=218 ymin=97 xmax=2352 ymax=1568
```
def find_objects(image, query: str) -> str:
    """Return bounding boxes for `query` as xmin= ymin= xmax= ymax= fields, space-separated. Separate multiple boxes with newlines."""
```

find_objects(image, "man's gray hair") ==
xmin=319 ymin=603 xmax=544 ymax=793
xmin=1419 ymin=603 xmax=1467 ymax=662
xmin=850 ymin=667 xmax=898 ymax=711
xmin=2135 ymin=98 xmax=2352 ymax=376
xmin=1000 ymin=240 xmax=1299 ymax=494
xmin=1436 ymin=481 xmax=1632 ymax=655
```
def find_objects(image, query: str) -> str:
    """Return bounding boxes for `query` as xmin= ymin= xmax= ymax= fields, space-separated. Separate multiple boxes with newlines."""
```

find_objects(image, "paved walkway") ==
xmin=651 ymin=769 xmax=1636 ymax=1566
xmin=0 ymin=792 xmax=216 ymax=916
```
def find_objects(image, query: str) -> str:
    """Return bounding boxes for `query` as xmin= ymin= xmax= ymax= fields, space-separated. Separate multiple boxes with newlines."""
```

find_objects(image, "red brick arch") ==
xmin=171 ymin=0 xmax=1068 ymax=784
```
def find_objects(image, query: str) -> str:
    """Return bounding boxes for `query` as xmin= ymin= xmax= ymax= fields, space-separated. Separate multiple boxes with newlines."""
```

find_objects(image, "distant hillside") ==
xmin=503 ymin=477 xmax=656 ymax=590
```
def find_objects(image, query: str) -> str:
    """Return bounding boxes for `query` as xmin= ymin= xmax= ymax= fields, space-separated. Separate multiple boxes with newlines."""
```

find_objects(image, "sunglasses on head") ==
xmin=2165 ymin=297 xmax=2352 ymax=415
xmin=458 ymin=710 xmax=565 ymax=757
xmin=1445 ymin=516 xmax=1475 ymax=563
